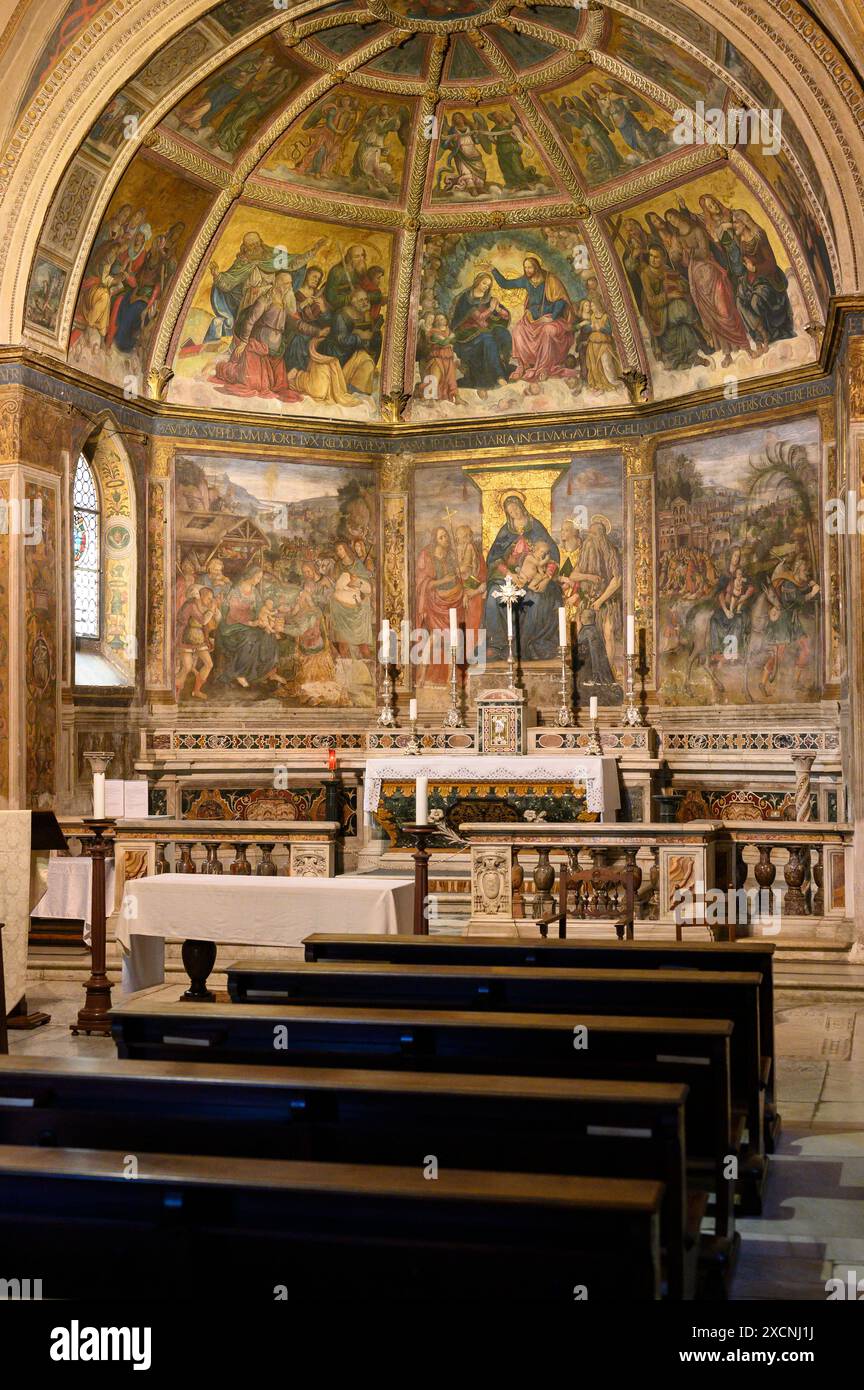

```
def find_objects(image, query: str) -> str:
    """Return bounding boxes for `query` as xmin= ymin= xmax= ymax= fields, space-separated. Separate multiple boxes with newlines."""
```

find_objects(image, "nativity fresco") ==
xmin=259 ymin=90 xmax=411 ymax=201
xmin=161 ymin=35 xmax=306 ymax=162
xmin=409 ymin=228 xmax=628 ymax=420
xmin=68 ymin=155 xmax=212 ymax=388
xmin=429 ymin=101 xmax=557 ymax=202
xmin=657 ymin=417 xmax=822 ymax=706
xmin=174 ymin=453 xmax=376 ymax=708
xmin=608 ymin=167 xmax=815 ymax=400
xmin=412 ymin=453 xmax=624 ymax=704
xmin=543 ymin=70 xmax=681 ymax=190
xmin=169 ymin=208 xmax=393 ymax=420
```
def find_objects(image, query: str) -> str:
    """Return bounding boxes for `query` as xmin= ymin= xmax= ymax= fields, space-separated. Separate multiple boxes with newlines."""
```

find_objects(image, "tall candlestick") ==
xmin=626 ymin=614 xmax=635 ymax=656
xmin=586 ymin=695 xmax=602 ymax=756
xmin=558 ymin=606 xmax=567 ymax=648
xmin=415 ymin=776 xmax=429 ymax=826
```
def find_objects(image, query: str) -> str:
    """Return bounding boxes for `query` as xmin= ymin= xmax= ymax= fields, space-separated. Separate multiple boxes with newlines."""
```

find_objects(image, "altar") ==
xmin=364 ymin=755 xmax=620 ymax=850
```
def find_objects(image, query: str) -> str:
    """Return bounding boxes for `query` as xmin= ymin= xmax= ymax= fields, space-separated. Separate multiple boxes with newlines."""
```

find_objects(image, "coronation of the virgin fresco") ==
xmin=33 ymin=0 xmax=833 ymax=425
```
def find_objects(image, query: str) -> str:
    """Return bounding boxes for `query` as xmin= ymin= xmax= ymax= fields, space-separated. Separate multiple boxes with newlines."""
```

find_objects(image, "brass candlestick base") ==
xmin=555 ymin=643 xmax=574 ymax=727
xmin=405 ymin=719 xmax=421 ymax=755
xmin=403 ymin=822 xmax=436 ymax=936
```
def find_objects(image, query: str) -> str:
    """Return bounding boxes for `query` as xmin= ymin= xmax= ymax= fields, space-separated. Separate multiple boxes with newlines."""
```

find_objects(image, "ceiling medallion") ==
xmin=367 ymin=0 xmax=512 ymax=34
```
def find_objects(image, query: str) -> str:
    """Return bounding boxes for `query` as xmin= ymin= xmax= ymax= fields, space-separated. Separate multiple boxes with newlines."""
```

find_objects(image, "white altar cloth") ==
xmin=115 ymin=873 xmax=415 ymax=993
xmin=363 ymin=755 xmax=620 ymax=817
xmin=33 ymin=855 xmax=116 ymax=942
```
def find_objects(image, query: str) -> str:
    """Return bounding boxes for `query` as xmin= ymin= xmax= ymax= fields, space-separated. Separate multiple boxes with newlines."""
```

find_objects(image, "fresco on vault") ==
xmin=413 ymin=453 xmax=623 ymax=701
xmin=608 ymin=167 xmax=815 ymax=401
xmin=68 ymin=155 xmax=212 ymax=387
xmin=170 ymin=207 xmax=392 ymax=420
xmin=429 ymin=100 xmax=557 ymax=201
xmin=161 ymin=35 xmax=305 ymax=161
xmin=657 ymin=417 xmax=822 ymax=706
xmin=174 ymin=454 xmax=376 ymax=708
xmin=260 ymin=90 xmax=411 ymax=201
xmin=409 ymin=227 xmax=628 ymax=420
xmin=544 ymin=70 xmax=681 ymax=189
xmin=605 ymin=12 xmax=727 ymax=111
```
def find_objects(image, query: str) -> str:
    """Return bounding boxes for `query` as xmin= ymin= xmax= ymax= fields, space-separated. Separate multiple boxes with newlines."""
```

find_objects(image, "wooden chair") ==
xmin=537 ymin=853 xmax=638 ymax=941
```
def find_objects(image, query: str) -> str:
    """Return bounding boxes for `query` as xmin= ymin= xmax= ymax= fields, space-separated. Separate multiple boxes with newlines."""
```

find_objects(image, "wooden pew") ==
xmin=0 ymin=1055 xmax=692 ymax=1298
xmin=298 ymin=934 xmax=778 ymax=1152
xmin=226 ymin=959 xmax=765 ymax=1166
xmin=110 ymin=997 xmax=736 ymax=1242
xmin=0 ymin=1144 xmax=666 ymax=1300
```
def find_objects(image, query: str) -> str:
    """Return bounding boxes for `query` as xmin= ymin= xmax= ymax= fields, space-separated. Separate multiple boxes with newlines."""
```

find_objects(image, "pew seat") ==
xmin=0 ymin=1144 xmax=666 ymax=1300
xmin=0 ymin=1055 xmax=693 ymax=1298
xmin=110 ymin=998 xmax=737 ymax=1242
xmin=225 ymin=958 xmax=766 ymax=1177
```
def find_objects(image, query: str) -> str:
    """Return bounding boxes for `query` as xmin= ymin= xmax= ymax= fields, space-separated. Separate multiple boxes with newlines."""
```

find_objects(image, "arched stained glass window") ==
xmin=73 ymin=455 xmax=100 ymax=639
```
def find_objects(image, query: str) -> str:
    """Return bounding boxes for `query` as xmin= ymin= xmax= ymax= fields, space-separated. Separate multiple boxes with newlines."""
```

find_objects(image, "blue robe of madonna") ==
xmin=483 ymin=513 xmax=563 ymax=662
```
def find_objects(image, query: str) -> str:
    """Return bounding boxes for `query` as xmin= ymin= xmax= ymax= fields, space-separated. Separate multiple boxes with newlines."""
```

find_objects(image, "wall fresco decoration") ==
xmin=656 ymin=415 xmax=822 ymax=707
xmin=173 ymin=451 xmax=376 ymax=709
xmin=413 ymin=450 xmax=624 ymax=703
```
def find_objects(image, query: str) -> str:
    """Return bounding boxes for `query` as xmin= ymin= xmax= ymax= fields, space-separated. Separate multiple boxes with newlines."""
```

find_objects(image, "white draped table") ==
xmin=33 ymin=855 xmax=116 ymax=944
xmin=364 ymin=754 xmax=620 ymax=819
xmin=115 ymin=873 xmax=415 ymax=993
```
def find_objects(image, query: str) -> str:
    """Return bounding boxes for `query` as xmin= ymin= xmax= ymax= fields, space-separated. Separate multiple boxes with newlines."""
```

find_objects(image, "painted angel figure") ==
xmin=550 ymin=93 xmax=626 ymax=184
xmin=585 ymin=80 xmax=671 ymax=162
xmin=437 ymin=112 xmax=496 ymax=197
xmin=350 ymin=104 xmax=410 ymax=196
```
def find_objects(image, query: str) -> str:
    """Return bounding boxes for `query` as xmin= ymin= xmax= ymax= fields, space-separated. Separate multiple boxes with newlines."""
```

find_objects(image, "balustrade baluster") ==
xmin=812 ymin=847 xmax=824 ymax=917
xmin=177 ymin=843 xmax=197 ymax=874
xmin=155 ymin=843 xmax=168 ymax=875
xmin=202 ymin=842 xmax=223 ymax=875
xmin=230 ymin=843 xmax=252 ymax=875
xmin=511 ymin=848 xmax=524 ymax=920
xmin=257 ymin=843 xmax=277 ymax=876
xmin=783 ymin=845 xmax=808 ymax=915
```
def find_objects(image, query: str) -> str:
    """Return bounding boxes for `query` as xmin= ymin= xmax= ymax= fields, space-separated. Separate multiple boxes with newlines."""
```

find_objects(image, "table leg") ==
xmin=181 ymin=939 xmax=217 ymax=1001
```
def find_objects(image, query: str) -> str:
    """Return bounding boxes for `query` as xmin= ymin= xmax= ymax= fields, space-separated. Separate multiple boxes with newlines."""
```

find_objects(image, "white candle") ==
xmin=409 ymin=698 xmax=417 ymax=722
xmin=626 ymin=614 xmax=635 ymax=656
xmin=558 ymin=606 xmax=567 ymax=647
xmin=380 ymin=618 xmax=390 ymax=663
xmin=93 ymin=772 xmax=106 ymax=819
xmin=506 ymin=603 xmax=513 ymax=639
xmin=415 ymin=776 xmax=429 ymax=826
xmin=589 ymin=696 xmax=598 ymax=721
xmin=449 ymin=607 xmax=458 ymax=648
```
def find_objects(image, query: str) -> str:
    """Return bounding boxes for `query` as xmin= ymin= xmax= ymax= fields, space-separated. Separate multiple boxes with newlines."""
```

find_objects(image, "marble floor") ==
xmin=8 ymin=982 xmax=864 ymax=1301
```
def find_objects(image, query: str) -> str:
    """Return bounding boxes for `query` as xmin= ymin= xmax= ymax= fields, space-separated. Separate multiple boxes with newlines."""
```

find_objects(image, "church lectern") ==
xmin=0 ymin=810 xmax=66 ymax=1044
